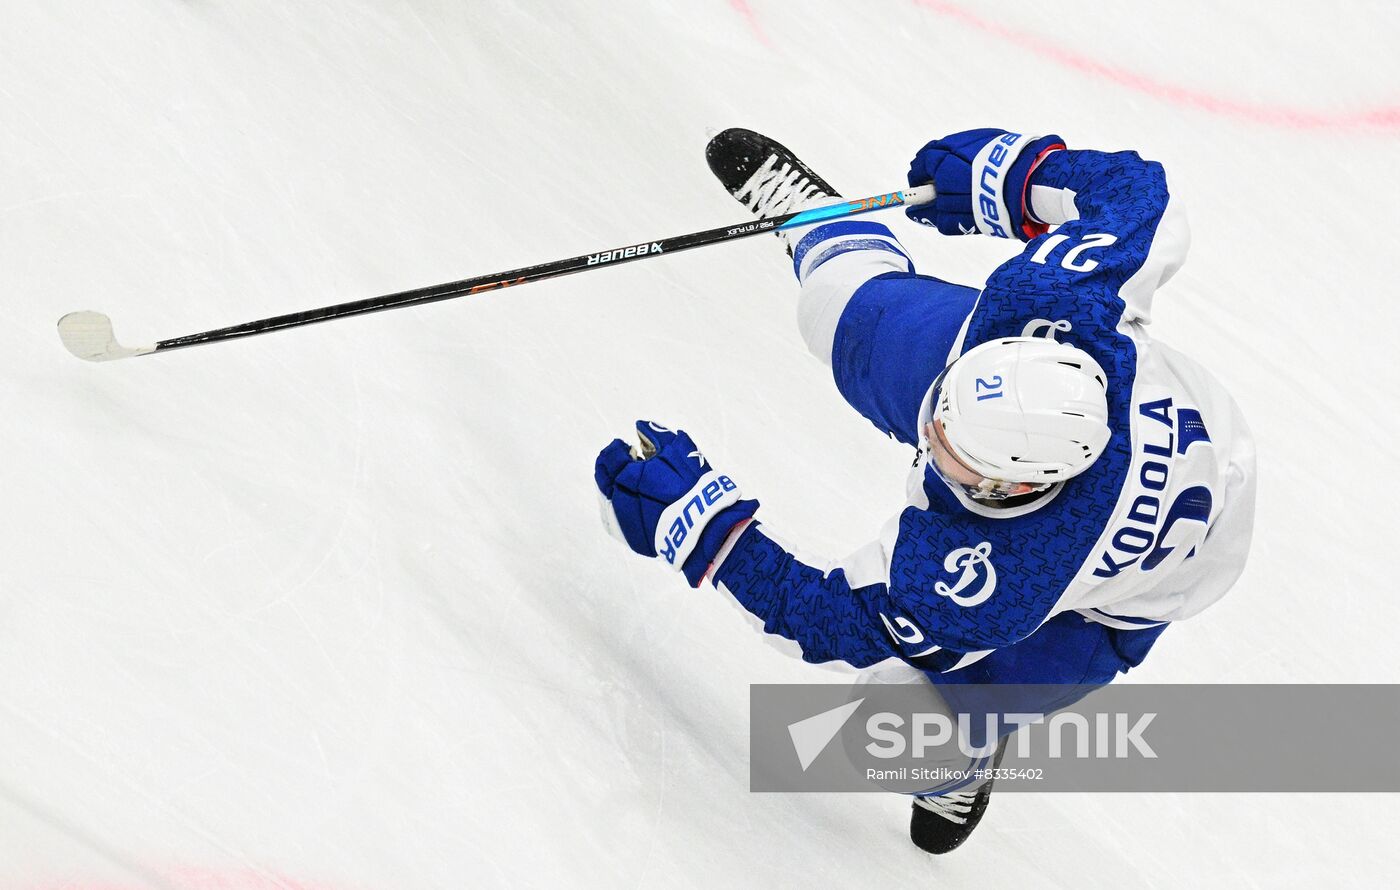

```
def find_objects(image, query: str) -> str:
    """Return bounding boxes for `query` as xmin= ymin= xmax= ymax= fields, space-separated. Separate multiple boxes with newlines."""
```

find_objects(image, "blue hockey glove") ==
xmin=905 ymin=128 xmax=1064 ymax=241
xmin=595 ymin=420 xmax=759 ymax=587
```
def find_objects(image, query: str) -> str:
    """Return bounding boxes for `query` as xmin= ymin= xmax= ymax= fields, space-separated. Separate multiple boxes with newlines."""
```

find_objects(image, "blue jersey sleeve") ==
xmin=712 ymin=520 xmax=985 ymax=672
xmin=829 ymin=270 xmax=981 ymax=446
xmin=965 ymin=146 xmax=1189 ymax=350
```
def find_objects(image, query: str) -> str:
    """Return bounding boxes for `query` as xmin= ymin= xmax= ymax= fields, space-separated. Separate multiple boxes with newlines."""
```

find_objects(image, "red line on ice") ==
xmin=914 ymin=0 xmax=1400 ymax=133
xmin=729 ymin=0 xmax=772 ymax=47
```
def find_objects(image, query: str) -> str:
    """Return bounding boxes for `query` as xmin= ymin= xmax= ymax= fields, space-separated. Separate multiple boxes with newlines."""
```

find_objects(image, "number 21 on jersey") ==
xmin=1030 ymin=232 xmax=1118 ymax=272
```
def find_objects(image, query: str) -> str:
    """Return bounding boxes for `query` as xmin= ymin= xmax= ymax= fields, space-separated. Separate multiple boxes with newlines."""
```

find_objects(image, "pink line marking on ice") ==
xmin=914 ymin=0 xmax=1400 ymax=133
xmin=729 ymin=0 xmax=772 ymax=47
xmin=28 ymin=866 xmax=355 ymax=890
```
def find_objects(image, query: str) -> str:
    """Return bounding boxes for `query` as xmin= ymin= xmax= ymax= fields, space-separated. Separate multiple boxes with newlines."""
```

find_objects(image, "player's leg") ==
xmin=794 ymin=230 xmax=980 ymax=446
xmin=905 ymin=614 xmax=1168 ymax=855
xmin=705 ymin=128 xmax=980 ymax=445
xmin=847 ymin=660 xmax=1005 ymax=855
xmin=789 ymin=220 xmax=918 ymax=365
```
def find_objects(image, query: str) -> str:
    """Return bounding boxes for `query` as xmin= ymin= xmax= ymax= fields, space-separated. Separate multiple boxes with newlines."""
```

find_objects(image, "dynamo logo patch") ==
xmin=934 ymin=541 xmax=998 ymax=607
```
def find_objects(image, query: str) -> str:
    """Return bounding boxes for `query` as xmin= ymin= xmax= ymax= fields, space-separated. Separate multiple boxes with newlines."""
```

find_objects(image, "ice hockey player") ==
xmin=594 ymin=127 xmax=1256 ymax=854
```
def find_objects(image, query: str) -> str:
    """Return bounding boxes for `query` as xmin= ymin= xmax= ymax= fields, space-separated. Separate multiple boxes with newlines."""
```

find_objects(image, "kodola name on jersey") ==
xmin=1092 ymin=397 xmax=1214 ymax=579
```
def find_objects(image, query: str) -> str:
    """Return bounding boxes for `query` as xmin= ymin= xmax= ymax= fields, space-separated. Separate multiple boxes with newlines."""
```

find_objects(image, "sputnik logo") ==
xmin=787 ymin=698 xmax=865 ymax=771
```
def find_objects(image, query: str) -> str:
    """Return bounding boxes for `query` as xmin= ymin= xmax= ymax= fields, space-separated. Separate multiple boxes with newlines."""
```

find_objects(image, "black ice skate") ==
xmin=908 ymin=742 xmax=1006 ymax=855
xmin=705 ymin=128 xmax=841 ymax=253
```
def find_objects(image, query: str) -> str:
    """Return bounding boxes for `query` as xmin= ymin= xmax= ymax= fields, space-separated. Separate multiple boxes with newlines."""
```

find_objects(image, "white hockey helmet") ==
xmin=931 ymin=336 xmax=1111 ymax=499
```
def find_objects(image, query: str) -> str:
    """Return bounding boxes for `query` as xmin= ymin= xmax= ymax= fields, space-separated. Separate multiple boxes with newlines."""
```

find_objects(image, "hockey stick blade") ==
xmin=57 ymin=312 xmax=156 ymax=362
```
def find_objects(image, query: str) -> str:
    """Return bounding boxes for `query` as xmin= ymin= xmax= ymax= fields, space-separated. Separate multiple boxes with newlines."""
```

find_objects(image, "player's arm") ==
xmin=594 ymin=422 xmax=1027 ymax=670
xmin=906 ymin=128 xmax=1189 ymax=325
xmin=707 ymin=519 xmax=1014 ymax=671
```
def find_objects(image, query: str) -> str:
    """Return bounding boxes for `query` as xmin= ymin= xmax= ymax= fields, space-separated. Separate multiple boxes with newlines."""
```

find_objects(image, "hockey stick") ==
xmin=57 ymin=184 xmax=934 ymax=362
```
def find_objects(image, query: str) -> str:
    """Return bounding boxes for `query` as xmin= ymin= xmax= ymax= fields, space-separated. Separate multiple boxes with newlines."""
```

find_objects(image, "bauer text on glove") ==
xmin=594 ymin=420 xmax=759 ymax=587
xmin=905 ymin=128 xmax=1064 ymax=240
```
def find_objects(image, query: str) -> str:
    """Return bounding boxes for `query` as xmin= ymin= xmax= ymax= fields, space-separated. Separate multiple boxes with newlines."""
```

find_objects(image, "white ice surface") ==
xmin=1 ymin=2 xmax=1398 ymax=887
